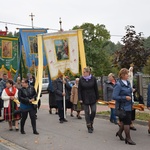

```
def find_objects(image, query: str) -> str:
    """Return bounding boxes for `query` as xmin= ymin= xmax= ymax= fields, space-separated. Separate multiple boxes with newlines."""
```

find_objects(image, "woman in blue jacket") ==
xmin=112 ymin=68 xmax=136 ymax=145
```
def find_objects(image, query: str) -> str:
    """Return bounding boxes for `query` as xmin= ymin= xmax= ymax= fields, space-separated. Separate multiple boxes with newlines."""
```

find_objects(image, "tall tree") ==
xmin=73 ymin=23 xmax=112 ymax=76
xmin=113 ymin=25 xmax=150 ymax=72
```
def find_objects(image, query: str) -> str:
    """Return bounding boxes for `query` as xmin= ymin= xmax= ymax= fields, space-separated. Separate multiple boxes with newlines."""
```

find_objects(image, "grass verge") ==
xmin=97 ymin=111 xmax=150 ymax=121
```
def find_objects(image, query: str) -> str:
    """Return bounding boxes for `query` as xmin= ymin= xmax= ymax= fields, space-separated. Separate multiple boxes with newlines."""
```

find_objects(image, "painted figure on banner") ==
xmin=2 ymin=41 xmax=12 ymax=58
xmin=29 ymin=37 xmax=38 ymax=54
xmin=54 ymin=39 xmax=69 ymax=61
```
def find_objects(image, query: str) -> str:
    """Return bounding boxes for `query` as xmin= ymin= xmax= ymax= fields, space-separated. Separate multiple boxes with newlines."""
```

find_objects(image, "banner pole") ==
xmin=63 ymin=75 xmax=66 ymax=119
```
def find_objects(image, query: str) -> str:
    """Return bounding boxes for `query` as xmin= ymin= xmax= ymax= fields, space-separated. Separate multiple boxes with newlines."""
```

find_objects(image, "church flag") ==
xmin=0 ymin=36 xmax=18 ymax=72
xmin=19 ymin=28 xmax=47 ymax=68
xmin=40 ymin=30 xmax=86 ymax=79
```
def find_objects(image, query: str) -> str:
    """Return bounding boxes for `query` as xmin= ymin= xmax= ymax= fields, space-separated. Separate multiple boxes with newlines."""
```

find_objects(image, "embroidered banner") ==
xmin=42 ymin=30 xmax=80 ymax=79
xmin=0 ymin=36 xmax=18 ymax=71
xmin=19 ymin=28 xmax=47 ymax=68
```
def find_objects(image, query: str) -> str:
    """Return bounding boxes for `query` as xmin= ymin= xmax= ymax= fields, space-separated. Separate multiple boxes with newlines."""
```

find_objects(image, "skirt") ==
xmin=73 ymin=101 xmax=84 ymax=112
xmin=49 ymin=92 xmax=58 ymax=109
xmin=4 ymin=100 xmax=20 ymax=122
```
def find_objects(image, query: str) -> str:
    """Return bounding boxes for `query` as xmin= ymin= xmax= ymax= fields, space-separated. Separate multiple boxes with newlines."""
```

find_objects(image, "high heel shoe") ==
xmin=116 ymin=132 xmax=125 ymax=141
xmin=125 ymin=139 xmax=136 ymax=145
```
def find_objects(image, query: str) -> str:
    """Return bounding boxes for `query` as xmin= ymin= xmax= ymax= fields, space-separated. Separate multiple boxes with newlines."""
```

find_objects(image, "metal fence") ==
xmin=98 ymin=74 xmax=150 ymax=104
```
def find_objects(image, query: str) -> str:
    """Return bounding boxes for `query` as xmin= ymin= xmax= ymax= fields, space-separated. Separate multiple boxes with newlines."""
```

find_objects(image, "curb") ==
xmin=96 ymin=114 xmax=148 ymax=126
xmin=0 ymin=137 xmax=27 ymax=150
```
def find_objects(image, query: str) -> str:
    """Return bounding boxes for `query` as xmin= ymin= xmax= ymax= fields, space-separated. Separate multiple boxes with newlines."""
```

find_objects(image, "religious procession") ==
xmin=0 ymin=17 xmax=150 ymax=150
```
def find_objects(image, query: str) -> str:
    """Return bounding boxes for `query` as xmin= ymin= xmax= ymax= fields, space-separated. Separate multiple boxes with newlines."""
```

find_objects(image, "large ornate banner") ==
xmin=19 ymin=28 xmax=47 ymax=68
xmin=0 ymin=36 xmax=18 ymax=72
xmin=40 ymin=30 xmax=86 ymax=79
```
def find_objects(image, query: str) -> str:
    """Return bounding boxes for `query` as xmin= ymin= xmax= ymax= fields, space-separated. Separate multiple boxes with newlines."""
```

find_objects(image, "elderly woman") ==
xmin=1 ymin=79 xmax=20 ymax=130
xmin=78 ymin=67 xmax=99 ymax=133
xmin=103 ymin=73 xmax=117 ymax=124
xmin=70 ymin=78 xmax=83 ymax=119
xmin=112 ymin=68 xmax=136 ymax=145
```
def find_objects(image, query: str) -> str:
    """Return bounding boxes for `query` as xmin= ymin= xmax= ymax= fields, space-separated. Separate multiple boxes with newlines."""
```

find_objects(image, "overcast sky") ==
xmin=0 ymin=0 xmax=150 ymax=43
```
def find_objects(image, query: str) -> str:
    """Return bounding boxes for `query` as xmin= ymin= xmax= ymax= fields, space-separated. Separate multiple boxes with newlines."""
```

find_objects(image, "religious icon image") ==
xmin=2 ymin=40 xmax=12 ymax=58
xmin=54 ymin=39 xmax=69 ymax=61
xmin=29 ymin=36 xmax=38 ymax=54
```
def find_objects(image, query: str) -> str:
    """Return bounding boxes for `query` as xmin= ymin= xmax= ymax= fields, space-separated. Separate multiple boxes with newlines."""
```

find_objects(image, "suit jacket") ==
xmin=53 ymin=78 xmax=71 ymax=101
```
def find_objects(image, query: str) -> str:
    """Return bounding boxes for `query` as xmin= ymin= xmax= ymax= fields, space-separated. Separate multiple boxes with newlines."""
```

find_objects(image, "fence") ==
xmin=98 ymin=74 xmax=150 ymax=104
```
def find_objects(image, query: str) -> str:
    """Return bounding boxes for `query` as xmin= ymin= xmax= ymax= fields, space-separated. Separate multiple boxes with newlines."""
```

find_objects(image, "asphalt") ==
xmin=0 ymin=94 xmax=149 ymax=150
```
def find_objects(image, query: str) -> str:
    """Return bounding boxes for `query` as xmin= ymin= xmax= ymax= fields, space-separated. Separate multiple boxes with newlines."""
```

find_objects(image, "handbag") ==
xmin=115 ymin=102 xmax=126 ymax=119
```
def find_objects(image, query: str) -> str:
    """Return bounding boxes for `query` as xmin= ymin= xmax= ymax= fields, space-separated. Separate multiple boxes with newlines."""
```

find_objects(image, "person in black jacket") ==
xmin=53 ymin=73 xmax=71 ymax=123
xmin=78 ymin=67 xmax=99 ymax=133
xmin=18 ymin=78 xmax=39 ymax=135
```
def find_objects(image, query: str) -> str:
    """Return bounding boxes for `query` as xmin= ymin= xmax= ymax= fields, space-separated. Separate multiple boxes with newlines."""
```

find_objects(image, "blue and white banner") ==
xmin=19 ymin=28 xmax=47 ymax=68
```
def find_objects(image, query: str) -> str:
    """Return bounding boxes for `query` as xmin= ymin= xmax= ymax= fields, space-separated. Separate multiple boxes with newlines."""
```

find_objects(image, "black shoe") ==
xmin=110 ymin=119 xmax=114 ymax=123
xmin=33 ymin=131 xmax=39 ymax=135
xmin=21 ymin=131 xmax=26 ymax=134
xmin=148 ymin=129 xmax=150 ymax=134
xmin=116 ymin=132 xmax=125 ymax=141
xmin=15 ymin=128 xmax=19 ymax=131
xmin=0 ymin=119 xmax=4 ymax=122
xmin=70 ymin=114 xmax=74 ymax=117
xmin=49 ymin=110 xmax=52 ymax=114
xmin=9 ymin=128 xmax=13 ymax=131
xmin=88 ymin=128 xmax=93 ymax=133
xmin=77 ymin=116 xmax=82 ymax=119
xmin=60 ymin=120 xmax=63 ymax=123
xmin=114 ymin=121 xmax=118 ymax=125
xmin=63 ymin=118 xmax=68 ymax=122
xmin=130 ymin=126 xmax=137 ymax=131
xmin=125 ymin=139 xmax=136 ymax=145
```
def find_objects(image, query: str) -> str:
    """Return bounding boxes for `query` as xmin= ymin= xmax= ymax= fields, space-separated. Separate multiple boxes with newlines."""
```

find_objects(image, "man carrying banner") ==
xmin=53 ymin=73 xmax=71 ymax=123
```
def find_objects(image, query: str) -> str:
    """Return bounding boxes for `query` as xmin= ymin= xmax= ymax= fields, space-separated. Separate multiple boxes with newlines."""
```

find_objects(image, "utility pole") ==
xmin=29 ymin=13 xmax=35 ymax=28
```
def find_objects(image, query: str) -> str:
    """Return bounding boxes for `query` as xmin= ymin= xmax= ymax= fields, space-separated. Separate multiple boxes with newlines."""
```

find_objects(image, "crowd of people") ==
xmin=0 ymin=66 xmax=150 ymax=146
xmin=0 ymin=73 xmax=39 ymax=135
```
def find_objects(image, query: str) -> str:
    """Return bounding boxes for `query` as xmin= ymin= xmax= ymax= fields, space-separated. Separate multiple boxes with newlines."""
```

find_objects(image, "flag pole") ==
xmin=63 ymin=75 xmax=66 ymax=119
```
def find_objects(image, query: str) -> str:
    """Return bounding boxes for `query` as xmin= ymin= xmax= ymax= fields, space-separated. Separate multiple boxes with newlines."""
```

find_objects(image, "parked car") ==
xmin=42 ymin=78 xmax=49 ymax=91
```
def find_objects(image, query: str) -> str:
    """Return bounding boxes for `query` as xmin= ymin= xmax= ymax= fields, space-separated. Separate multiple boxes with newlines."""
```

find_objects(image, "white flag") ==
xmin=43 ymin=30 xmax=79 ymax=79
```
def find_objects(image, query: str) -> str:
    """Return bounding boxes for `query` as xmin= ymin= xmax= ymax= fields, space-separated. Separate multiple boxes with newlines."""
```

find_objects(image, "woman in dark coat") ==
xmin=48 ymin=82 xmax=58 ymax=114
xmin=78 ymin=67 xmax=99 ymax=133
xmin=18 ymin=78 xmax=39 ymax=135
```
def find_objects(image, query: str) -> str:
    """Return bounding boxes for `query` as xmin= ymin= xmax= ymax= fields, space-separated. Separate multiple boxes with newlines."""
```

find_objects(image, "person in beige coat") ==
xmin=70 ymin=78 xmax=83 ymax=119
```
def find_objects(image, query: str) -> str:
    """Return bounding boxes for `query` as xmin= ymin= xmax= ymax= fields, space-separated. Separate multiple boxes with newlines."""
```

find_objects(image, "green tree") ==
xmin=73 ymin=23 xmax=112 ymax=76
xmin=113 ymin=25 xmax=150 ymax=72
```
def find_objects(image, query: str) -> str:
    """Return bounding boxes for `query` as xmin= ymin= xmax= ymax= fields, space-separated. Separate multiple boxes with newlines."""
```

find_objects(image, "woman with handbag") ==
xmin=112 ymin=68 xmax=136 ymax=145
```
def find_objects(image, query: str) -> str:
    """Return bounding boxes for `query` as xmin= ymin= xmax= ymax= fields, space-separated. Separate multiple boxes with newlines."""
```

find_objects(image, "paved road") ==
xmin=0 ymin=94 xmax=149 ymax=150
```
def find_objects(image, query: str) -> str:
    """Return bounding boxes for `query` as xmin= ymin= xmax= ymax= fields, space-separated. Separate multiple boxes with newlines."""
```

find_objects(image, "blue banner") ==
xmin=19 ymin=28 xmax=47 ymax=68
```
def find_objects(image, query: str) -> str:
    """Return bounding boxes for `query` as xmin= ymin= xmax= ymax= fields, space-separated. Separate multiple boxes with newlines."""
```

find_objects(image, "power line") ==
xmin=0 ymin=20 xmax=59 ymax=31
